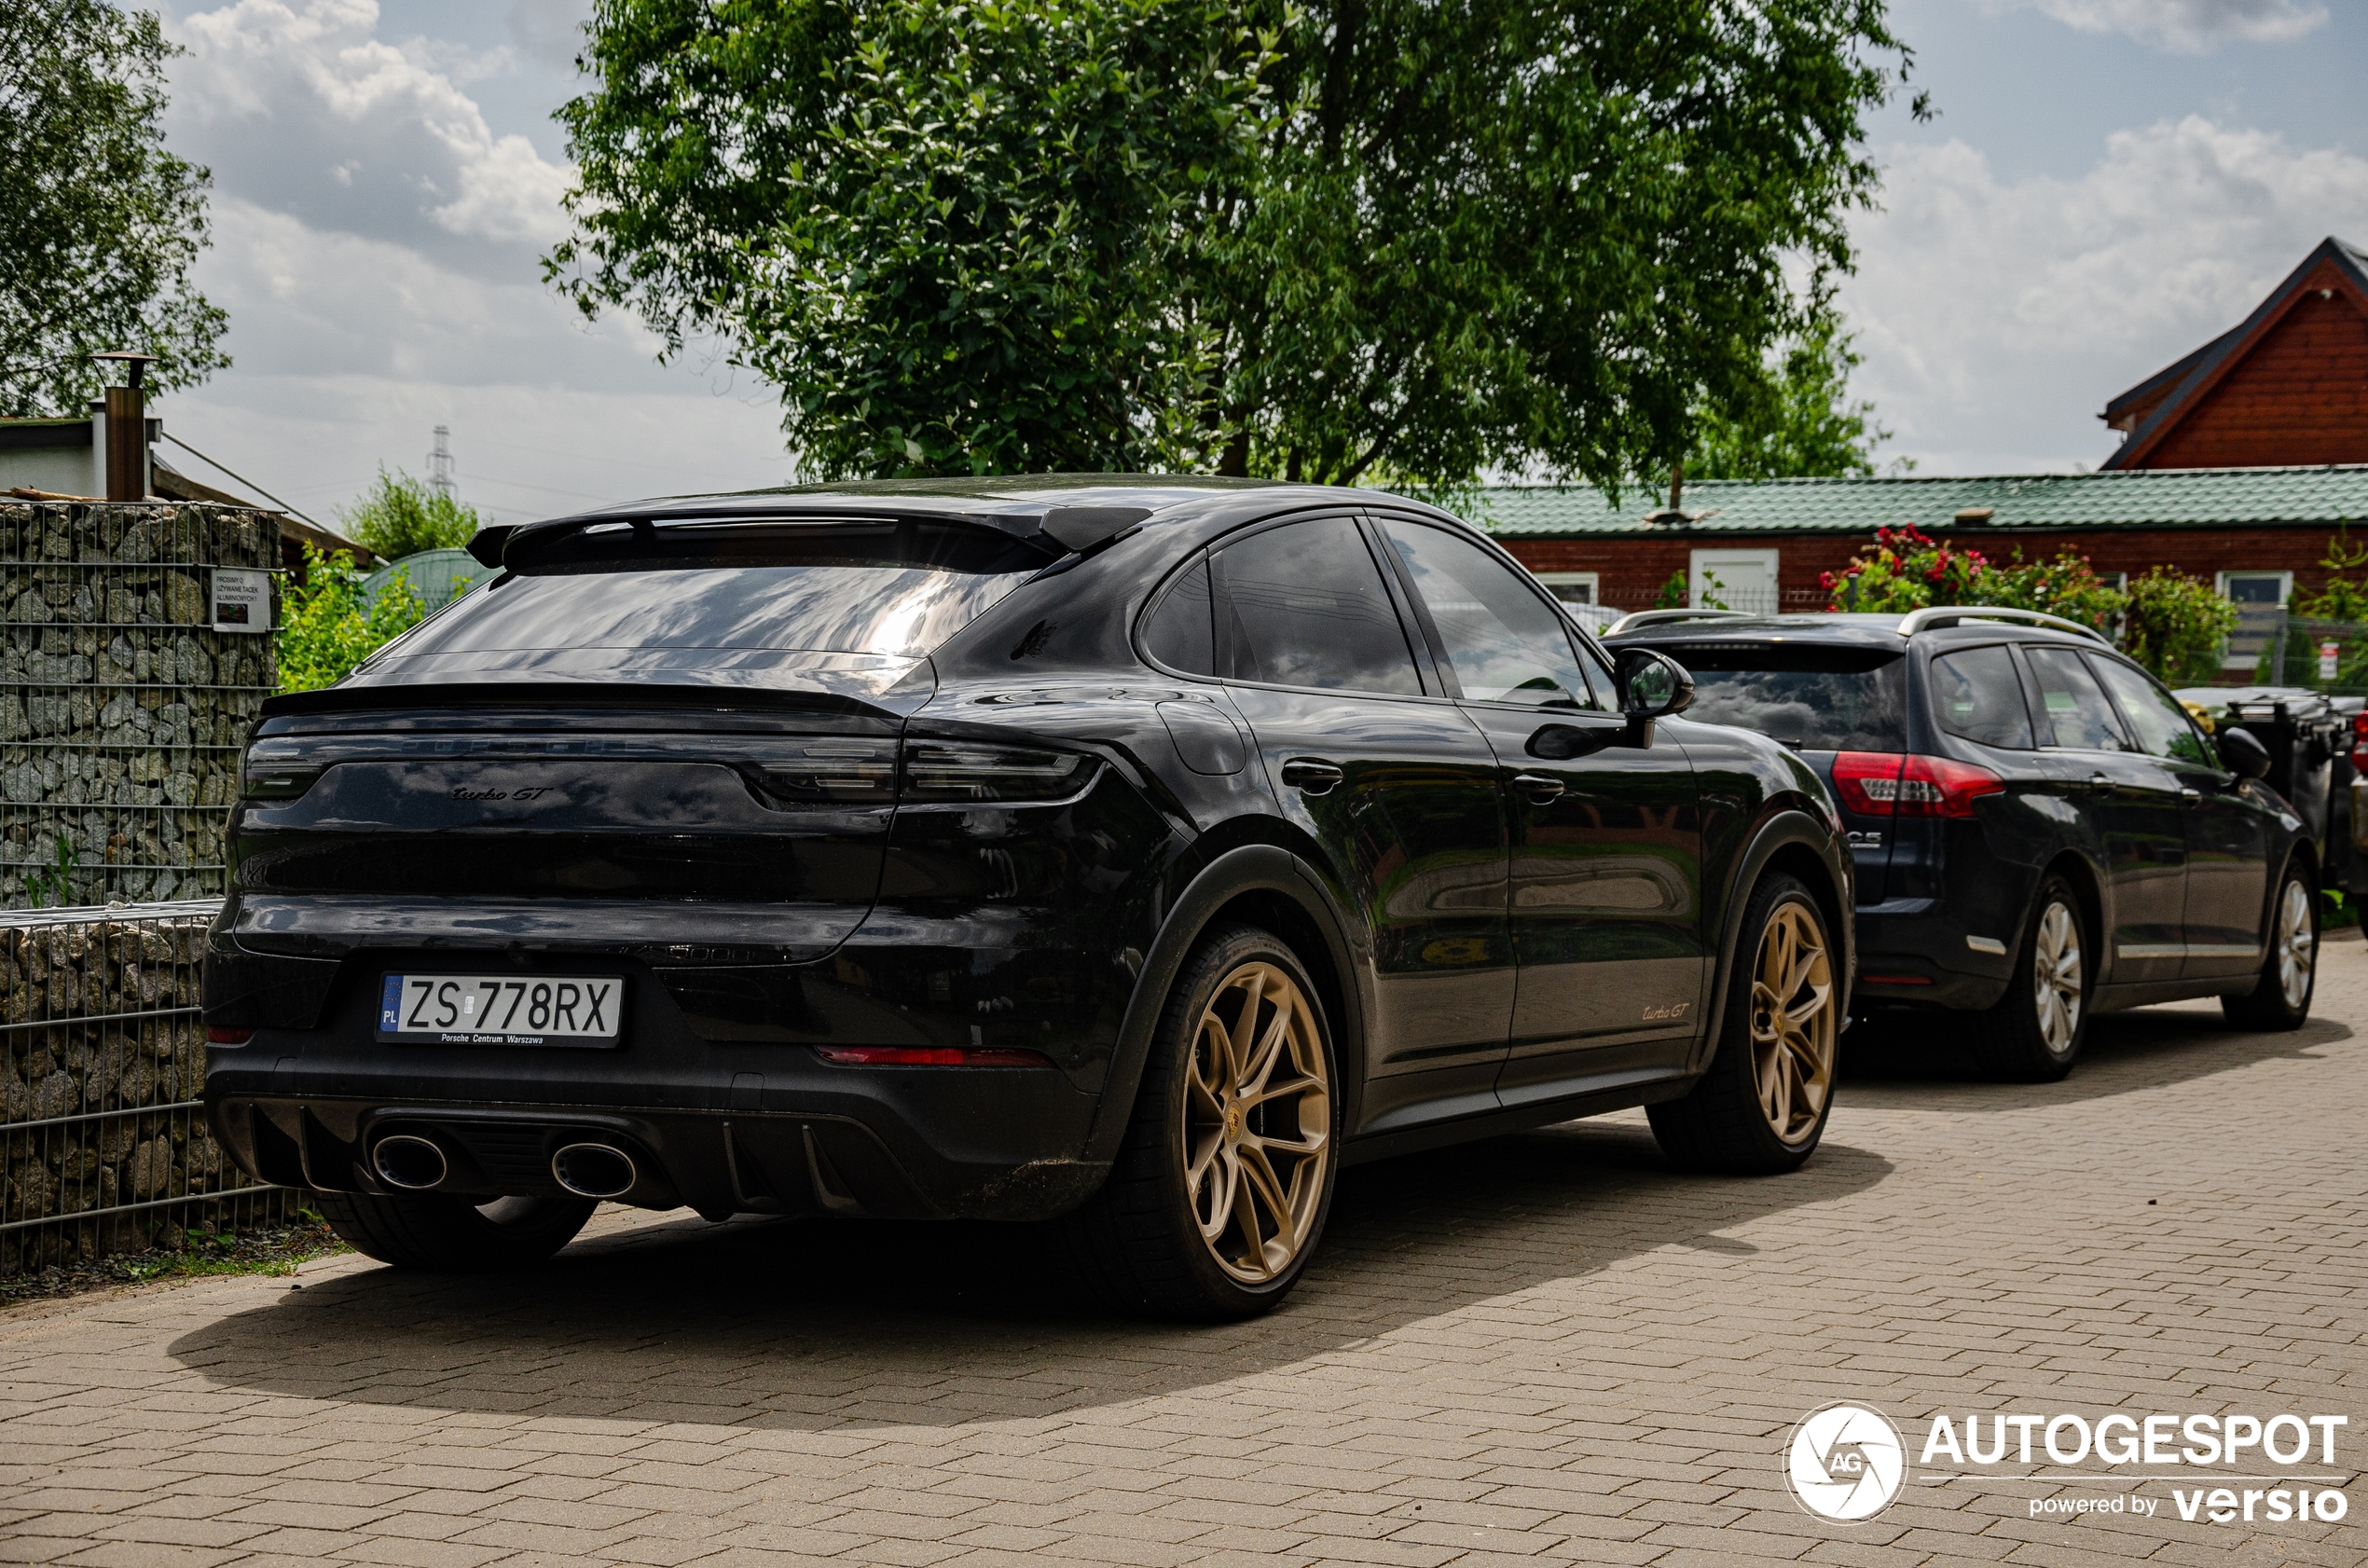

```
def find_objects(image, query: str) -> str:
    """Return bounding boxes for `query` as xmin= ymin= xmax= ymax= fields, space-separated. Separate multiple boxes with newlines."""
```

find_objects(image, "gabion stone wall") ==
xmin=0 ymin=502 xmax=280 ymax=907
xmin=0 ymin=901 xmax=284 ymax=1273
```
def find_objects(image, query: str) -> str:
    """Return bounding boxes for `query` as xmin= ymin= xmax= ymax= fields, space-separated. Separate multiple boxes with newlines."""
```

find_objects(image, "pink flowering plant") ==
xmin=1821 ymin=524 xmax=1989 ymax=612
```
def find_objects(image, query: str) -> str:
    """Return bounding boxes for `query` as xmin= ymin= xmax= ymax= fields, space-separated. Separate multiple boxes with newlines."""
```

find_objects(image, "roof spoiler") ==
xmin=465 ymin=525 xmax=513 ymax=568
xmin=461 ymin=505 xmax=1131 ymax=571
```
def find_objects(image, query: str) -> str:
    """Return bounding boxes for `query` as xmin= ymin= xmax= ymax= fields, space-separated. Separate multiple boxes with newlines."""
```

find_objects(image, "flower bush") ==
xmin=1820 ymin=524 xmax=1989 ymax=612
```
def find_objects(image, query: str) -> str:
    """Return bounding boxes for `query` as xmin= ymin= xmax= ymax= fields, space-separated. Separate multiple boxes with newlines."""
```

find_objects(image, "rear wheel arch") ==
xmin=1085 ymin=845 xmax=1368 ymax=1169
xmin=1695 ymin=811 xmax=1852 ymax=1077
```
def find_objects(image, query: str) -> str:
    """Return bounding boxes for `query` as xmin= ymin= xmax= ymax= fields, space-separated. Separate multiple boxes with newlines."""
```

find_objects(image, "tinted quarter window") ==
xmin=2023 ymin=645 xmax=2129 ymax=751
xmin=392 ymin=520 xmax=1036 ymax=661
xmin=2090 ymin=655 xmax=2214 ymax=765
xmin=1215 ymin=516 xmax=1422 ymax=695
xmin=1667 ymin=643 xmax=1906 ymax=751
xmin=1141 ymin=557 xmax=1215 ymax=676
xmin=1375 ymin=518 xmax=1599 ymax=708
xmin=1931 ymin=645 xmax=2033 ymax=749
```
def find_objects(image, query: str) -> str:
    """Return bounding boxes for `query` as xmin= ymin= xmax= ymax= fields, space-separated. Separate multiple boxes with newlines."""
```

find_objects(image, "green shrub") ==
xmin=336 ymin=469 xmax=480 ymax=562
xmin=1820 ymin=525 xmax=1989 ymax=612
xmin=277 ymin=543 xmax=424 ymax=694
xmin=1978 ymin=546 xmax=2127 ymax=635
xmin=2121 ymin=566 xmax=2236 ymax=687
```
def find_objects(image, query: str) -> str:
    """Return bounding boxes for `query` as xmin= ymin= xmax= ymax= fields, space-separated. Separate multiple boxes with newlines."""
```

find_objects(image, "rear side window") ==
xmin=2024 ymin=646 xmax=2129 ymax=750
xmin=1141 ymin=557 xmax=1215 ymax=676
xmin=1214 ymin=516 xmax=1422 ymax=695
xmin=1668 ymin=643 xmax=1907 ymax=751
xmin=388 ymin=520 xmax=1040 ymax=663
xmin=1931 ymin=646 xmax=2033 ymax=749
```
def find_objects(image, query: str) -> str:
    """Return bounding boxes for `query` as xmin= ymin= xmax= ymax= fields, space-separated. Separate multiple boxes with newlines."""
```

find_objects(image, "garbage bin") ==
xmin=2177 ymin=685 xmax=2347 ymax=884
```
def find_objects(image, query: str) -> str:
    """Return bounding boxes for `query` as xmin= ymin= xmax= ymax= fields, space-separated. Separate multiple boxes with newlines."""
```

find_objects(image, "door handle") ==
xmin=1510 ymin=773 xmax=1566 ymax=804
xmin=1279 ymin=759 xmax=1344 ymax=796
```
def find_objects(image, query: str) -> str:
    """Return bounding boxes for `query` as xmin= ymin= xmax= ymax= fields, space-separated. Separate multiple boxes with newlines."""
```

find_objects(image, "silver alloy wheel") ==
xmin=2033 ymin=901 xmax=2083 ymax=1053
xmin=2275 ymin=876 xmax=2315 ymax=1010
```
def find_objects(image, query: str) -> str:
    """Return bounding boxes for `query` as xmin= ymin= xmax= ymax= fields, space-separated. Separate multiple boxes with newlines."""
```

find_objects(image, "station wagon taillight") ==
xmin=2351 ymin=710 xmax=2368 ymax=773
xmin=1831 ymin=751 xmax=2004 ymax=819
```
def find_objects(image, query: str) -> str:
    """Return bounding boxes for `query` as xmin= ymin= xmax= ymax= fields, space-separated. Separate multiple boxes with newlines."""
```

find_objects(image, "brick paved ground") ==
xmin=5 ymin=943 xmax=2364 ymax=1568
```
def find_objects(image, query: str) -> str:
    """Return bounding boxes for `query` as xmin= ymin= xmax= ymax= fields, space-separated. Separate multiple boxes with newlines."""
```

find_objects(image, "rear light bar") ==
xmin=815 ymin=1045 xmax=1054 ymax=1067
xmin=1831 ymin=752 xmax=2004 ymax=819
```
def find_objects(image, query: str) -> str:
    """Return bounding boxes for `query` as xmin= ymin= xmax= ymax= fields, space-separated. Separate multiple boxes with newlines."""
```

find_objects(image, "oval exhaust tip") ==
xmin=372 ymin=1135 xmax=448 ymax=1191
xmin=552 ymin=1142 xmax=637 ymax=1200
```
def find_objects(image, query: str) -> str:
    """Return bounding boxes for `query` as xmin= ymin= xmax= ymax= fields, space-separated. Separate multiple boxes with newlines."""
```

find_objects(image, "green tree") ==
xmin=0 ymin=1 xmax=227 ymax=417
xmin=336 ymin=470 xmax=482 ymax=562
xmin=551 ymin=0 xmax=1914 ymax=488
xmin=1686 ymin=322 xmax=1900 ymax=481
xmin=277 ymin=545 xmax=426 ymax=695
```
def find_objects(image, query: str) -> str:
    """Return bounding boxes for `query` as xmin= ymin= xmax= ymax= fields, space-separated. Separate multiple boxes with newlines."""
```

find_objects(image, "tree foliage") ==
xmin=552 ymin=0 xmax=1911 ymax=488
xmin=277 ymin=545 xmax=425 ymax=695
xmin=1686 ymin=322 xmax=1898 ymax=481
xmin=0 ymin=0 xmax=228 ymax=418
xmin=337 ymin=469 xmax=484 ymax=563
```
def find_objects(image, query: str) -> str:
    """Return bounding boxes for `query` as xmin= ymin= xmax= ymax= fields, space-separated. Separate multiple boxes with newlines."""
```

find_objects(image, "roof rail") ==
xmin=1603 ymin=609 xmax=1758 ymax=637
xmin=1893 ymin=606 xmax=2109 ymax=644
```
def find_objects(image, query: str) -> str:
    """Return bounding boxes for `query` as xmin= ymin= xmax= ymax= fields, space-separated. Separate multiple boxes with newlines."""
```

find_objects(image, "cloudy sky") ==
xmin=141 ymin=0 xmax=2368 ymax=524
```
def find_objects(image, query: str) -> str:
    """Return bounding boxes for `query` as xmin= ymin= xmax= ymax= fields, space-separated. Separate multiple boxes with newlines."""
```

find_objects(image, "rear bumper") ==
xmin=1851 ymin=895 xmax=2017 ymax=1012
xmin=202 ymin=967 xmax=1110 ymax=1221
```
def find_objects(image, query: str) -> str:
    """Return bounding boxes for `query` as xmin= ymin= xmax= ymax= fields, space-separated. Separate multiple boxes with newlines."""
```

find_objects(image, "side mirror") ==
xmin=2217 ymin=724 xmax=2272 ymax=780
xmin=1615 ymin=648 xmax=1695 ymax=749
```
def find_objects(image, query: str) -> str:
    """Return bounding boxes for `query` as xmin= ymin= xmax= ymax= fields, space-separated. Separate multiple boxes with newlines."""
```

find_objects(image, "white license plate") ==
xmin=378 ymin=973 xmax=625 ymax=1046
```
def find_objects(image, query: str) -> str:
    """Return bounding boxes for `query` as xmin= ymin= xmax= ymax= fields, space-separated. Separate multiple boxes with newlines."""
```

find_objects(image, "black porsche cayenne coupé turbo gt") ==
xmin=203 ymin=477 xmax=1854 ymax=1317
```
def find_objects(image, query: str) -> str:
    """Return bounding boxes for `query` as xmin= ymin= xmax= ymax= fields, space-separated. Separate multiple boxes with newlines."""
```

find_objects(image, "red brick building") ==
xmin=1475 ymin=236 xmax=2368 ymax=637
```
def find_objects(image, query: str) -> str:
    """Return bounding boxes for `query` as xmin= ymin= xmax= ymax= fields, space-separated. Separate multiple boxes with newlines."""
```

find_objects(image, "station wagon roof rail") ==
xmin=1602 ymin=609 xmax=1759 ymax=635
xmin=1892 ymin=606 xmax=2110 ymax=644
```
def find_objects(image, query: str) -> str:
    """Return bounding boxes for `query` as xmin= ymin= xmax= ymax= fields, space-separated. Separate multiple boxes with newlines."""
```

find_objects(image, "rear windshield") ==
xmin=387 ymin=520 xmax=1041 ymax=662
xmin=1663 ymin=642 xmax=1907 ymax=752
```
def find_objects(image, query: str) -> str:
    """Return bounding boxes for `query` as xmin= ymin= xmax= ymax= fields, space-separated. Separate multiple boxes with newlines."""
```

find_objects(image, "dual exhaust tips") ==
xmin=371 ymin=1134 xmax=639 ymax=1200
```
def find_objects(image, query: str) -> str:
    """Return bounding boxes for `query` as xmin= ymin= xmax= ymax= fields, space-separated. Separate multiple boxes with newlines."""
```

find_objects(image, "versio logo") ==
xmin=1786 ymin=1403 xmax=1907 ymax=1522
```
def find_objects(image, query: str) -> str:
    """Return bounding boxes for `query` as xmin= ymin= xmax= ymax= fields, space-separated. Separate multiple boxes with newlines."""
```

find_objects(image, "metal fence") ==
xmin=0 ymin=501 xmax=280 ymax=909
xmin=0 ymin=900 xmax=286 ymax=1273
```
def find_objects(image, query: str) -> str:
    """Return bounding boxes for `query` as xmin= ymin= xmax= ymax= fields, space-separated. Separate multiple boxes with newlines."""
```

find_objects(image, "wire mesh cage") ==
xmin=0 ymin=501 xmax=280 ymax=908
xmin=0 ymin=900 xmax=287 ymax=1273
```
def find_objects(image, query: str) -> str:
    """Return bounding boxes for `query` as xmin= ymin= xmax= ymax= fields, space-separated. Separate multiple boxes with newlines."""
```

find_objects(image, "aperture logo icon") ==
xmin=1786 ymin=1402 xmax=1907 ymax=1522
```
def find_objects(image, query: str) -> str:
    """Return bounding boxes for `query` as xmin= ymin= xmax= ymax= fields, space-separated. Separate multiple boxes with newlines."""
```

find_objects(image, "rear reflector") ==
xmin=814 ymin=1044 xmax=1053 ymax=1067
xmin=1832 ymin=751 xmax=2003 ymax=818
xmin=206 ymin=1027 xmax=255 ymax=1044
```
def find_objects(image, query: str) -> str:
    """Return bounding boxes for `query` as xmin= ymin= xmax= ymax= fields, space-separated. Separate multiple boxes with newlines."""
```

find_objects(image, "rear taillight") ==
xmin=755 ymin=741 xmax=898 ymax=803
xmin=901 ymin=743 xmax=1094 ymax=803
xmin=1831 ymin=751 xmax=2003 ymax=818
xmin=815 ymin=1045 xmax=1053 ymax=1067
xmin=206 ymin=1026 xmax=254 ymax=1045
xmin=2351 ymin=710 xmax=2368 ymax=772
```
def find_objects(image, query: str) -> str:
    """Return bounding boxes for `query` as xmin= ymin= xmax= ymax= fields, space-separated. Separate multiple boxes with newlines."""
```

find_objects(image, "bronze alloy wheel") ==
xmin=2275 ymin=875 xmax=2314 ymax=1011
xmin=1183 ymin=960 xmax=1333 ymax=1283
xmin=1750 ymin=901 xmax=1838 ymax=1145
xmin=2032 ymin=898 xmax=2085 ymax=1053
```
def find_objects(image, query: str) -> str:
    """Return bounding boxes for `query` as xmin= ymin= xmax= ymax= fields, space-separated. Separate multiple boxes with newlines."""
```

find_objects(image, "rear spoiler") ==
xmin=463 ymin=503 xmax=1152 ymax=571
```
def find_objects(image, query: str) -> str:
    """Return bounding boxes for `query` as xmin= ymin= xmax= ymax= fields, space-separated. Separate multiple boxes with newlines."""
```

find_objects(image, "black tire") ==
xmin=314 ymin=1190 xmax=596 ymax=1272
xmin=1976 ymin=874 xmax=2092 ymax=1082
xmin=1065 ymin=924 xmax=1341 ymax=1320
xmin=2222 ymin=860 xmax=2319 ymax=1031
xmin=1648 ymin=873 xmax=1838 ymax=1175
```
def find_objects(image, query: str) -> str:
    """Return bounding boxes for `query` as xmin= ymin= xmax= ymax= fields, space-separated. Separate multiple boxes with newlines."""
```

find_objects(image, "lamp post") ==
xmin=93 ymin=351 xmax=158 ymax=502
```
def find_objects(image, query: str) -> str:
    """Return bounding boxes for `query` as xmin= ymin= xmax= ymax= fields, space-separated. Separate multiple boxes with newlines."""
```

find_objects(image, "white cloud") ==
xmin=1985 ymin=0 xmax=2327 ymax=53
xmin=168 ymin=0 xmax=573 ymax=257
xmin=1841 ymin=115 xmax=2368 ymax=473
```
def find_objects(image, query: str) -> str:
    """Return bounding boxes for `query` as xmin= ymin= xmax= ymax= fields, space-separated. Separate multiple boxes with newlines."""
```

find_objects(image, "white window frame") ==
xmin=1690 ymin=548 xmax=1780 ymax=613
xmin=2093 ymin=571 xmax=2127 ymax=593
xmin=2216 ymin=570 xmax=2292 ymax=606
xmin=1532 ymin=571 xmax=1599 ymax=606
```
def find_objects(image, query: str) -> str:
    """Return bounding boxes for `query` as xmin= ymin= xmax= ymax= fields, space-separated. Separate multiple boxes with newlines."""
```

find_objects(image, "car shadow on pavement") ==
xmin=1842 ymin=1003 xmax=2351 ymax=1111
xmin=167 ymin=1121 xmax=1889 ymax=1428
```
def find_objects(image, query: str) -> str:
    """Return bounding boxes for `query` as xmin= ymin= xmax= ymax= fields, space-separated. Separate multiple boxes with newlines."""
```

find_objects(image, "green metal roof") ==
xmin=1464 ymin=464 xmax=2368 ymax=538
